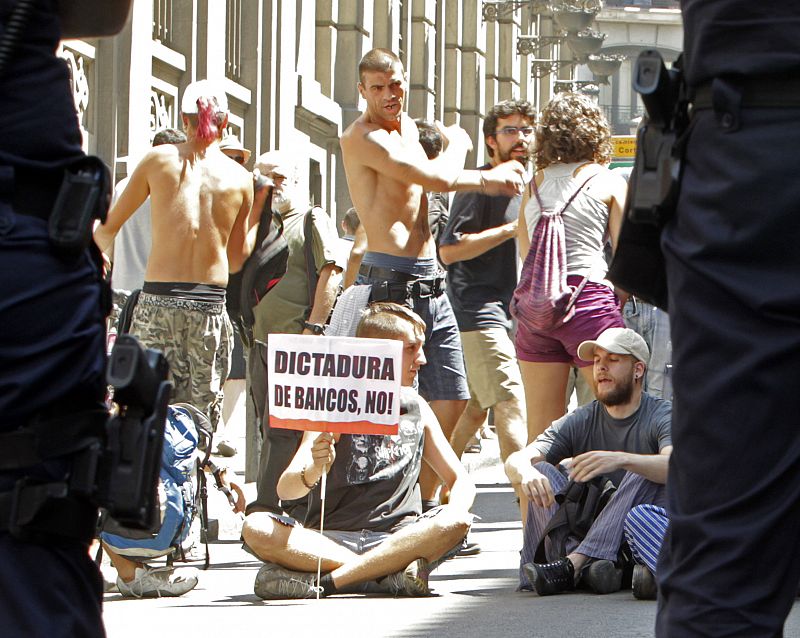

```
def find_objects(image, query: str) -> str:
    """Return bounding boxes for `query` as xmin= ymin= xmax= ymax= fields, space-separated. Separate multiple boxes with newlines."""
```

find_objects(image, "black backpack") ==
xmin=534 ymin=474 xmax=617 ymax=563
xmin=227 ymin=192 xmax=289 ymax=345
xmin=427 ymin=191 xmax=449 ymax=269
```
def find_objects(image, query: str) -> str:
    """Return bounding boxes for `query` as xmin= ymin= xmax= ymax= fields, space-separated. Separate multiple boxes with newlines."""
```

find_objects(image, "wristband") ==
xmin=300 ymin=464 xmax=319 ymax=490
xmin=303 ymin=321 xmax=325 ymax=335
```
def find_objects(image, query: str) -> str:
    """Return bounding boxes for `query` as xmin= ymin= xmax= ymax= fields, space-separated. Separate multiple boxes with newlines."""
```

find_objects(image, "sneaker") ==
xmin=580 ymin=559 xmax=623 ymax=594
xmin=116 ymin=566 xmax=198 ymax=598
xmin=522 ymin=557 xmax=575 ymax=596
xmin=457 ymin=539 xmax=481 ymax=557
xmin=381 ymin=558 xmax=431 ymax=597
xmin=253 ymin=563 xmax=322 ymax=600
xmin=213 ymin=440 xmax=237 ymax=457
xmin=632 ymin=564 xmax=658 ymax=600
xmin=464 ymin=435 xmax=482 ymax=454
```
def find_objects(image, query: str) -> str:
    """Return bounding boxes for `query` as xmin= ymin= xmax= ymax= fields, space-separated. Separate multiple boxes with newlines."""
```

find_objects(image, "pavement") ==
xmin=101 ymin=413 xmax=800 ymax=638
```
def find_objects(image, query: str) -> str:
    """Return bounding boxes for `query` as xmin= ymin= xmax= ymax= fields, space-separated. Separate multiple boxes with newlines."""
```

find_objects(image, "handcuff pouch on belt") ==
xmin=0 ymin=335 xmax=173 ymax=544
xmin=369 ymin=276 xmax=446 ymax=306
xmin=607 ymin=50 xmax=689 ymax=311
xmin=48 ymin=155 xmax=112 ymax=260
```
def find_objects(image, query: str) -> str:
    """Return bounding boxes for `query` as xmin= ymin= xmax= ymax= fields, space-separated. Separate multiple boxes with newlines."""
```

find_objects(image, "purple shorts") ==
xmin=515 ymin=276 xmax=625 ymax=366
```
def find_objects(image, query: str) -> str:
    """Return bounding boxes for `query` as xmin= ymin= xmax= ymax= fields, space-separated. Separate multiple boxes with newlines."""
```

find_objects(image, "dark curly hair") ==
xmin=535 ymin=93 xmax=612 ymax=169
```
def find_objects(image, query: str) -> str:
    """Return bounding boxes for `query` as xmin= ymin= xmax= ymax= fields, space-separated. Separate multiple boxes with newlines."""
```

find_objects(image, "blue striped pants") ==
xmin=624 ymin=504 xmax=668 ymax=574
xmin=519 ymin=461 xmax=667 ymax=589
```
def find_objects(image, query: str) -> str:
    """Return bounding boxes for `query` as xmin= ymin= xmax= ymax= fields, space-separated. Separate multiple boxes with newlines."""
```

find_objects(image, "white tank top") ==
xmin=523 ymin=162 xmax=611 ymax=284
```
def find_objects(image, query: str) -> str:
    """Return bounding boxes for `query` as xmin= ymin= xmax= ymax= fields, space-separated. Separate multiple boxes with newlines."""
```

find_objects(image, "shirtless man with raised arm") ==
xmin=95 ymin=79 xmax=253 ymax=432
xmin=340 ymin=48 xmax=526 ymax=508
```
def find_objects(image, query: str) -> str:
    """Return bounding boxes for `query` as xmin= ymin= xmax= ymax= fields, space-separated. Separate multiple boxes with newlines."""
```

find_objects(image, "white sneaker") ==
xmin=117 ymin=565 xmax=199 ymax=598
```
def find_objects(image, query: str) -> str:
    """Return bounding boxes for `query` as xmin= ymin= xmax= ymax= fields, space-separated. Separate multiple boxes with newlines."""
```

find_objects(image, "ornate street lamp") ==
xmin=586 ymin=53 xmax=625 ymax=84
xmin=565 ymin=28 xmax=606 ymax=61
xmin=516 ymin=34 xmax=565 ymax=56
xmin=482 ymin=0 xmax=551 ymax=22
xmin=552 ymin=1 xmax=602 ymax=32
xmin=482 ymin=0 xmax=602 ymax=22
xmin=553 ymin=79 xmax=600 ymax=95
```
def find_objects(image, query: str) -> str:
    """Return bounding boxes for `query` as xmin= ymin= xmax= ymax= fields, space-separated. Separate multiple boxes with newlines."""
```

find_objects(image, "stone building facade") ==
xmin=59 ymin=0 xmax=681 ymax=226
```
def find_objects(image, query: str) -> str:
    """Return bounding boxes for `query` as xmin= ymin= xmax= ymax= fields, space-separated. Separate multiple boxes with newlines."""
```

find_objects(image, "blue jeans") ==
xmin=357 ymin=252 xmax=469 ymax=402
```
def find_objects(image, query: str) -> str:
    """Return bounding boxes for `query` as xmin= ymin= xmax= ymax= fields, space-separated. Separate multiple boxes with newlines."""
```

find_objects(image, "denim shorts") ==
xmin=515 ymin=277 xmax=625 ymax=366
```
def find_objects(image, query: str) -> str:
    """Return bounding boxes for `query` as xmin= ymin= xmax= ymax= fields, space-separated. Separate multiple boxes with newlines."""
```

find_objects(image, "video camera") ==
xmin=95 ymin=335 xmax=172 ymax=530
xmin=626 ymin=50 xmax=688 ymax=227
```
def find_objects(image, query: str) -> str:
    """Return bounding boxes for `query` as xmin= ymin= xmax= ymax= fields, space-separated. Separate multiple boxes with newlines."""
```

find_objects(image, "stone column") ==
xmin=126 ymin=1 xmax=153 ymax=170
xmin=333 ymin=0 xmax=373 ymax=213
xmin=459 ymin=0 xmax=486 ymax=169
xmin=497 ymin=12 xmax=521 ymax=102
xmin=407 ymin=0 xmax=437 ymax=120
xmin=443 ymin=0 xmax=462 ymax=127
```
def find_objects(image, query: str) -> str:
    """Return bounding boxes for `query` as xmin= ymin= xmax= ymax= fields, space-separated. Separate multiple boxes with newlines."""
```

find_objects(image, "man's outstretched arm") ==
xmin=439 ymin=219 xmax=518 ymax=265
xmin=419 ymin=400 xmax=475 ymax=512
xmin=343 ymin=121 xmax=525 ymax=198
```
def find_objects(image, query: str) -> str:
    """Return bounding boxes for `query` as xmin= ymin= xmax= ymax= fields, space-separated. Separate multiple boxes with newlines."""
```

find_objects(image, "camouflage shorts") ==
xmin=129 ymin=292 xmax=233 ymax=432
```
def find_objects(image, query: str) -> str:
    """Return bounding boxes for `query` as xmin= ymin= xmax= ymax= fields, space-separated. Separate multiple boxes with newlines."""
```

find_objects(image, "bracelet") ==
xmin=300 ymin=464 xmax=319 ymax=490
xmin=479 ymin=172 xmax=486 ymax=193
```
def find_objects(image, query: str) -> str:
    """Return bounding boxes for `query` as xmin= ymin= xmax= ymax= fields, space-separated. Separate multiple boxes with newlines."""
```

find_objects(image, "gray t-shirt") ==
xmin=304 ymin=386 xmax=425 ymax=533
xmin=532 ymin=392 xmax=672 ymax=486
xmin=111 ymin=177 xmax=151 ymax=293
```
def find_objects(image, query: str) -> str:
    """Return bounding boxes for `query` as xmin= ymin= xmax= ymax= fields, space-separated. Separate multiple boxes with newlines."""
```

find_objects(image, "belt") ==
xmin=0 ymin=166 xmax=65 ymax=220
xmin=370 ymin=277 xmax=446 ymax=303
xmin=692 ymin=76 xmax=800 ymax=111
xmin=359 ymin=264 xmax=423 ymax=283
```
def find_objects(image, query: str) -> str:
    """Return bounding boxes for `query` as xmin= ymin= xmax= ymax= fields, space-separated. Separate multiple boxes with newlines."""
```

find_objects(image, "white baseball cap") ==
xmin=577 ymin=328 xmax=650 ymax=365
xmin=254 ymin=150 xmax=296 ymax=181
xmin=181 ymin=79 xmax=228 ymax=115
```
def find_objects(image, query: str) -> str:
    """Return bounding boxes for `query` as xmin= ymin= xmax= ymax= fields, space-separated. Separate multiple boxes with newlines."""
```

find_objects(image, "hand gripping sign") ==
xmin=268 ymin=334 xmax=402 ymax=435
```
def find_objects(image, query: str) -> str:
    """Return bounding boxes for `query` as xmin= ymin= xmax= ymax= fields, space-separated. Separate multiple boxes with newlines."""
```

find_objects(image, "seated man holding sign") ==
xmin=241 ymin=302 xmax=475 ymax=598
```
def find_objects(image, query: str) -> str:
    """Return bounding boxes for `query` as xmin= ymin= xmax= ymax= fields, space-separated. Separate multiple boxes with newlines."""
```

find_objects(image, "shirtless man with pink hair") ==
xmin=95 ymin=79 xmax=253 ymax=436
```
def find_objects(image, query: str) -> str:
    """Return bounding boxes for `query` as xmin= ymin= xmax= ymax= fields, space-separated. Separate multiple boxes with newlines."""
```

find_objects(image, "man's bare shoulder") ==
xmin=140 ymin=142 xmax=181 ymax=166
xmin=208 ymin=150 xmax=252 ymax=189
xmin=341 ymin=114 xmax=376 ymax=148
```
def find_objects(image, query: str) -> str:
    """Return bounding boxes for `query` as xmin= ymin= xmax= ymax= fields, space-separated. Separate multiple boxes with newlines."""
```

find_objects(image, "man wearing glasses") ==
xmin=438 ymin=101 xmax=536 ymax=521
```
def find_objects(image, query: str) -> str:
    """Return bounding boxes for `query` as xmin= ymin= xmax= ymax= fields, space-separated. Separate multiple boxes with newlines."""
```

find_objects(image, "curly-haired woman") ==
xmin=514 ymin=92 xmax=629 ymax=443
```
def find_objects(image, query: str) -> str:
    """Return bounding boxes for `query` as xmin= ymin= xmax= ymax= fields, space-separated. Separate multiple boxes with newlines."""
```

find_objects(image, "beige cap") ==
xmin=577 ymin=328 xmax=650 ymax=365
xmin=254 ymin=150 xmax=296 ymax=181
xmin=219 ymin=134 xmax=251 ymax=163
xmin=181 ymin=79 xmax=228 ymax=115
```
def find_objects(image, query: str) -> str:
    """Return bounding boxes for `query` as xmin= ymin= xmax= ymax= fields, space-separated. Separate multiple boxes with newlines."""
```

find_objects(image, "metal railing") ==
xmin=603 ymin=0 xmax=680 ymax=8
xmin=601 ymin=103 xmax=644 ymax=134
xmin=226 ymin=0 xmax=242 ymax=82
xmin=153 ymin=0 xmax=174 ymax=45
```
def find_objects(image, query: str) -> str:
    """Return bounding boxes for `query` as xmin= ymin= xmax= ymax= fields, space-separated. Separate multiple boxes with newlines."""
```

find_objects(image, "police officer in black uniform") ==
xmin=656 ymin=3 xmax=800 ymax=636
xmin=0 ymin=2 xmax=132 ymax=636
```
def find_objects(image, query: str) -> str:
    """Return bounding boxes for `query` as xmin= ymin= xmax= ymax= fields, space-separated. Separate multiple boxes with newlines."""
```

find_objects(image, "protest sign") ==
xmin=267 ymin=334 xmax=402 ymax=435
